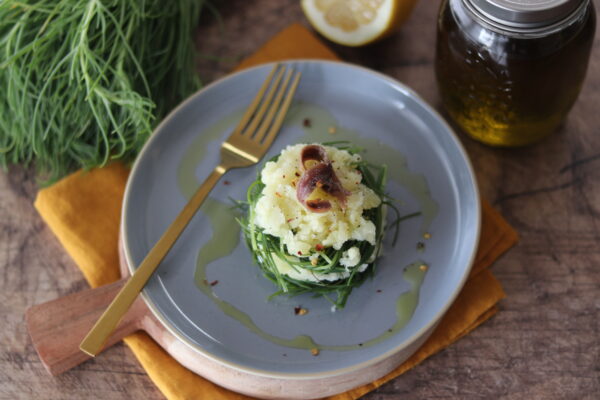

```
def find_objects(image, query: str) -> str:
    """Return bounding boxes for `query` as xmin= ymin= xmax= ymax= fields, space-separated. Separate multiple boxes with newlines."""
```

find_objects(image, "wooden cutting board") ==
xmin=25 ymin=235 xmax=431 ymax=399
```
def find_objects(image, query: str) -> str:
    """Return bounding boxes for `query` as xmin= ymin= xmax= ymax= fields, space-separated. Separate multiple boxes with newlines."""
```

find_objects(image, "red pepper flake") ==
xmin=315 ymin=244 xmax=324 ymax=252
xmin=295 ymin=172 xmax=300 ymax=177
xmin=297 ymin=251 xmax=303 ymax=256
xmin=286 ymin=218 xmax=295 ymax=223
xmin=303 ymin=118 xmax=312 ymax=127
xmin=210 ymin=280 xmax=219 ymax=286
xmin=223 ymin=180 xmax=231 ymax=185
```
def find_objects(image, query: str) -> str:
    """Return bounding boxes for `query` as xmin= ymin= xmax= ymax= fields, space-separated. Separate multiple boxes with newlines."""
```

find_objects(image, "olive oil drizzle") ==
xmin=177 ymin=103 xmax=436 ymax=351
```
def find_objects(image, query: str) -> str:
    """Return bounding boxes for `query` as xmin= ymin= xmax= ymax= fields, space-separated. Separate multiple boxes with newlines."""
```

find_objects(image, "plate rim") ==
xmin=121 ymin=59 xmax=482 ymax=379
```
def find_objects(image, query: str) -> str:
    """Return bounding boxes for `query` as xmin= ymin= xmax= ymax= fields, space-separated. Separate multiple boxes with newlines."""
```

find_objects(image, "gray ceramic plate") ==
xmin=122 ymin=60 xmax=480 ymax=377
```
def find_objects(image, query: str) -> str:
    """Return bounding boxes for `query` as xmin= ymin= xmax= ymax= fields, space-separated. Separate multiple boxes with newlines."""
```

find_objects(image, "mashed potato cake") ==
xmin=242 ymin=142 xmax=390 ymax=308
xmin=253 ymin=144 xmax=381 ymax=282
xmin=255 ymin=144 xmax=380 ymax=252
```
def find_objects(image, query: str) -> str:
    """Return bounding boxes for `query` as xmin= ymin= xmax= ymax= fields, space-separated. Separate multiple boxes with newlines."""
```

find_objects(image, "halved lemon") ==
xmin=301 ymin=0 xmax=418 ymax=47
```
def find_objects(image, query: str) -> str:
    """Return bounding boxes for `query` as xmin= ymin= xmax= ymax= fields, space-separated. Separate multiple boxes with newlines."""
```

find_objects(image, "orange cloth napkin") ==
xmin=34 ymin=24 xmax=518 ymax=400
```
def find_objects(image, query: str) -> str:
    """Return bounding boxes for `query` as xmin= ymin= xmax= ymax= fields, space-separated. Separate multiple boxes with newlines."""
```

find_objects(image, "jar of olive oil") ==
xmin=435 ymin=0 xmax=595 ymax=146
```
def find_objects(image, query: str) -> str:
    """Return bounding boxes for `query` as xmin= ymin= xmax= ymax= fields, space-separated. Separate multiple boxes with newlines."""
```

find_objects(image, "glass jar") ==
xmin=435 ymin=0 xmax=596 ymax=146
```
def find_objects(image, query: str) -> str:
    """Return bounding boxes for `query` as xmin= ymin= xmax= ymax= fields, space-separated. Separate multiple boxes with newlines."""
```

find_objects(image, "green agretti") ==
xmin=0 ymin=0 xmax=210 ymax=182
xmin=238 ymin=143 xmax=419 ymax=309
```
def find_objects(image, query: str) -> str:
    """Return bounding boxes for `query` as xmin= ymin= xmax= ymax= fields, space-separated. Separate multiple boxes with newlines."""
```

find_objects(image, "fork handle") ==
xmin=79 ymin=166 xmax=227 ymax=356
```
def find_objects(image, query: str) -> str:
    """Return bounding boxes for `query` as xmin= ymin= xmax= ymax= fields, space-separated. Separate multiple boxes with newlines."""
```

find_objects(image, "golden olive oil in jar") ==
xmin=435 ymin=0 xmax=595 ymax=146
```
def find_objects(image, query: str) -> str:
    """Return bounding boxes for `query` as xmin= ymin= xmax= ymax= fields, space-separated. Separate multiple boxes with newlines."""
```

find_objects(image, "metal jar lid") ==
xmin=467 ymin=0 xmax=585 ymax=28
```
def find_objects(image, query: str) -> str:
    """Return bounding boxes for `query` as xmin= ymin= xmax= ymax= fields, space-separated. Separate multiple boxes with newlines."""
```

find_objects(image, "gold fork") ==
xmin=80 ymin=63 xmax=301 ymax=356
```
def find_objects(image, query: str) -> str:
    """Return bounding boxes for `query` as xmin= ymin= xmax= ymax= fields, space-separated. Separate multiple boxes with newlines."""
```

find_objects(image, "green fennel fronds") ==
xmin=0 ymin=0 xmax=207 ymax=183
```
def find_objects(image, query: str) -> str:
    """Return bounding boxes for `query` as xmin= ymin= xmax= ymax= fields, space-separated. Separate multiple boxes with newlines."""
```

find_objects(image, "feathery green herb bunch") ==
xmin=0 ymin=0 xmax=208 ymax=182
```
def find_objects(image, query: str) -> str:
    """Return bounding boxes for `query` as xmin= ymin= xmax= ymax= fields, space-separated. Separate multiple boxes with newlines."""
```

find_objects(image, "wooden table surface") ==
xmin=2 ymin=1 xmax=599 ymax=399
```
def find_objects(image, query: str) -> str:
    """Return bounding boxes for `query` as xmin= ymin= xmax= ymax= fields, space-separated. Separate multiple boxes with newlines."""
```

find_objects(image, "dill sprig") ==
xmin=0 ymin=0 xmax=206 ymax=183
xmin=239 ymin=145 xmax=419 ymax=309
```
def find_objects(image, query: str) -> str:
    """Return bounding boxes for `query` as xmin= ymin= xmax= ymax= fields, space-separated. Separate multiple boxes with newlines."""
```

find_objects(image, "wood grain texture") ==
xmin=25 ymin=279 xmax=146 ymax=376
xmin=2 ymin=0 xmax=599 ymax=399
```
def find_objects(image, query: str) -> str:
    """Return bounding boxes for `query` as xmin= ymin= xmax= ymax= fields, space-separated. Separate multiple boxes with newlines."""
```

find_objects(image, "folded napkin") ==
xmin=34 ymin=24 xmax=518 ymax=400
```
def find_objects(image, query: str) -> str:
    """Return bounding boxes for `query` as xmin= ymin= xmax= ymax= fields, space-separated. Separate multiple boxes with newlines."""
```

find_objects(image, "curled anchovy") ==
xmin=301 ymin=144 xmax=329 ymax=170
xmin=296 ymin=145 xmax=349 ymax=212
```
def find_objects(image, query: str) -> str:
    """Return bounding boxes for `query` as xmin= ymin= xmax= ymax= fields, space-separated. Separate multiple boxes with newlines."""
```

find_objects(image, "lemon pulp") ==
xmin=302 ymin=0 xmax=417 ymax=46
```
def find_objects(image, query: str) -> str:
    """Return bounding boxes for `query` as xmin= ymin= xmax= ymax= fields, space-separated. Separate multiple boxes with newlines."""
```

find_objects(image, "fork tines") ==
xmin=234 ymin=63 xmax=301 ymax=146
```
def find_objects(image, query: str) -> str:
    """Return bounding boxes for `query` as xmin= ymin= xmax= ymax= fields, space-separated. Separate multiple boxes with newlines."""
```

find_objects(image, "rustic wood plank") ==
xmin=1 ymin=0 xmax=599 ymax=399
